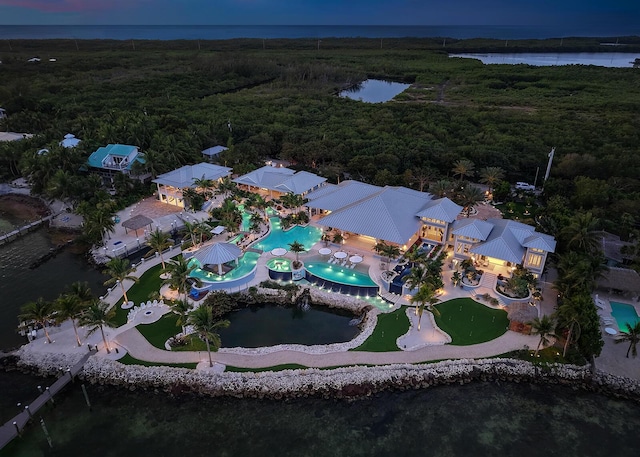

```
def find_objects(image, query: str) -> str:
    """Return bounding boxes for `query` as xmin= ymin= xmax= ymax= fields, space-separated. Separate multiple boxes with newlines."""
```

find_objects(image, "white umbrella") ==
xmin=318 ymin=247 xmax=332 ymax=256
xmin=334 ymin=251 xmax=347 ymax=259
xmin=271 ymin=247 xmax=287 ymax=256
xmin=349 ymin=255 xmax=363 ymax=264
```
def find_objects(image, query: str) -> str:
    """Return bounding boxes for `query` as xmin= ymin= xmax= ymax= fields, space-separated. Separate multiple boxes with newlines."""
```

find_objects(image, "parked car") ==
xmin=515 ymin=182 xmax=535 ymax=191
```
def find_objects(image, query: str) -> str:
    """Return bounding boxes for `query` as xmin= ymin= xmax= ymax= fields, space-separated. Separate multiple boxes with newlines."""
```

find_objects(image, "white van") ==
xmin=515 ymin=182 xmax=535 ymax=191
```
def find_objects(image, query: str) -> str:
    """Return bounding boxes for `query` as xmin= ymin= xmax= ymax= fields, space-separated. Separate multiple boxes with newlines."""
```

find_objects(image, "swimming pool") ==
xmin=266 ymin=257 xmax=293 ymax=281
xmin=610 ymin=301 xmax=640 ymax=333
xmin=305 ymin=261 xmax=378 ymax=297
xmin=251 ymin=217 xmax=322 ymax=253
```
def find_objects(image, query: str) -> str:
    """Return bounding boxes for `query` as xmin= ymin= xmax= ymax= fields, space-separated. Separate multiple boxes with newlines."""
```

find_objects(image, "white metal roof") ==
xmin=316 ymin=186 xmax=433 ymax=245
xmin=153 ymin=163 xmax=232 ymax=188
xmin=201 ymin=145 xmax=228 ymax=157
xmin=233 ymin=166 xmax=325 ymax=195
xmin=451 ymin=218 xmax=494 ymax=240
xmin=306 ymin=180 xmax=381 ymax=211
xmin=470 ymin=218 xmax=556 ymax=263
xmin=415 ymin=198 xmax=463 ymax=223
xmin=193 ymin=242 xmax=241 ymax=265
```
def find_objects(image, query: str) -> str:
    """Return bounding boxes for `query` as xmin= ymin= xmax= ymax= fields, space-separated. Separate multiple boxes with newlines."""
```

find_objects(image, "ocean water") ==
xmin=1 ymin=372 xmax=639 ymax=457
xmin=0 ymin=24 xmax=638 ymax=41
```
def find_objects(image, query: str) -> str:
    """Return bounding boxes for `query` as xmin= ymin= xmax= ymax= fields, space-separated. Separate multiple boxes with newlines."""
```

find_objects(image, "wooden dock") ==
xmin=0 ymin=215 xmax=55 ymax=246
xmin=0 ymin=349 xmax=96 ymax=450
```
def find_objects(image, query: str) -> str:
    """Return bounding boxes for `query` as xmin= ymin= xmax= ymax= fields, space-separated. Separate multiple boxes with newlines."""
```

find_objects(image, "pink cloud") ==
xmin=0 ymin=0 xmax=144 ymax=13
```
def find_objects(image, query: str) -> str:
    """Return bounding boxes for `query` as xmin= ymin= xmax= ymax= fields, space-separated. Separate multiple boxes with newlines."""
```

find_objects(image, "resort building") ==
xmin=450 ymin=218 xmax=556 ymax=276
xmin=233 ymin=166 xmax=326 ymax=198
xmin=87 ymin=144 xmax=149 ymax=185
xmin=306 ymin=180 xmax=462 ymax=250
xmin=153 ymin=163 xmax=232 ymax=208
xmin=201 ymin=145 xmax=228 ymax=161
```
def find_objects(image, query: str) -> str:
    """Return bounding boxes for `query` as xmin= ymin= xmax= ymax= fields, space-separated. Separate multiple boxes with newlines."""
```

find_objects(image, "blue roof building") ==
xmin=87 ymin=144 xmax=149 ymax=185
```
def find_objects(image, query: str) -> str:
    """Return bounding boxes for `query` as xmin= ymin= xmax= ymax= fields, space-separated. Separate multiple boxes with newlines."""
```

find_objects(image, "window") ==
xmin=527 ymin=253 xmax=543 ymax=268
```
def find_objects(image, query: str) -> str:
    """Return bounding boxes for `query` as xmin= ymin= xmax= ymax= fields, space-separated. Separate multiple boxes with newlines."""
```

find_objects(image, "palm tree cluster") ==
xmin=17 ymin=281 xmax=118 ymax=350
xmin=402 ymin=247 xmax=447 ymax=331
xmin=552 ymin=213 xmax=606 ymax=360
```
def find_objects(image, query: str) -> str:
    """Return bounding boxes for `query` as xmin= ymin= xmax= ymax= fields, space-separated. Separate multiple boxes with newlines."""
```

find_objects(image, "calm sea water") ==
xmin=451 ymin=52 xmax=640 ymax=68
xmin=0 ymin=24 xmax=638 ymax=40
xmin=1 ymin=372 xmax=639 ymax=457
xmin=0 ymin=227 xmax=107 ymax=351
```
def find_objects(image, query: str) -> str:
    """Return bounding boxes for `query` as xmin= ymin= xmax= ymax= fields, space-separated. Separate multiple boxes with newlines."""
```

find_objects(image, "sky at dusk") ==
xmin=0 ymin=0 xmax=637 ymax=26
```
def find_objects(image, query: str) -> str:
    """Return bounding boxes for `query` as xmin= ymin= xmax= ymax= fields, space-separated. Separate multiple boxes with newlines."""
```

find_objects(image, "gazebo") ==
xmin=193 ymin=242 xmax=242 ymax=275
xmin=121 ymin=215 xmax=154 ymax=236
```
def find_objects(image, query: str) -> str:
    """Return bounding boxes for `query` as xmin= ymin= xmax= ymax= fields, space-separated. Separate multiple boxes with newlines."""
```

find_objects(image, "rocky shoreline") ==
xmin=7 ymin=349 xmax=640 ymax=403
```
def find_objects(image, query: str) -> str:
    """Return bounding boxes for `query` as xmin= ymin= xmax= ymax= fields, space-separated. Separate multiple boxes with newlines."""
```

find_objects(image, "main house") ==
xmin=87 ymin=144 xmax=148 ymax=185
xmin=304 ymin=180 xmax=555 ymax=275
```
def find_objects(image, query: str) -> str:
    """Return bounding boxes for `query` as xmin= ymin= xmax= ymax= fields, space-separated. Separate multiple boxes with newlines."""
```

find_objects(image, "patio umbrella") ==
xmin=334 ymin=251 xmax=348 ymax=259
xmin=271 ymin=247 xmax=288 ymax=256
xmin=349 ymin=255 xmax=363 ymax=264
xmin=318 ymin=247 xmax=332 ymax=256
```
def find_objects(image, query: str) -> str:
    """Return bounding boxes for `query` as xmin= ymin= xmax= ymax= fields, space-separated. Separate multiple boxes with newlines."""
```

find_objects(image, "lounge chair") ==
xmin=349 ymin=263 xmax=356 ymax=269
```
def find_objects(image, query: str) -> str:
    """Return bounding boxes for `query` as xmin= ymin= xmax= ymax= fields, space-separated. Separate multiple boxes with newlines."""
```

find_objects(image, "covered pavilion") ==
xmin=121 ymin=215 xmax=154 ymax=237
xmin=192 ymin=242 xmax=242 ymax=276
xmin=153 ymin=163 xmax=232 ymax=208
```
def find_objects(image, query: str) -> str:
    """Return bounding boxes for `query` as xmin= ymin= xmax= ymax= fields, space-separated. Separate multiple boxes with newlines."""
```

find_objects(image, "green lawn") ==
xmin=136 ymin=312 xmax=180 ymax=349
xmin=116 ymin=353 xmax=197 ymax=369
xmin=434 ymin=298 xmax=509 ymax=345
xmin=112 ymin=264 xmax=166 ymax=327
xmin=493 ymin=202 xmax=537 ymax=224
xmin=351 ymin=307 xmax=409 ymax=352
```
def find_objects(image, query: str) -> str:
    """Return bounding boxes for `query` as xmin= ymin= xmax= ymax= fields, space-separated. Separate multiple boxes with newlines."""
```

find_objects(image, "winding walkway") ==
xmin=114 ymin=327 xmax=540 ymax=368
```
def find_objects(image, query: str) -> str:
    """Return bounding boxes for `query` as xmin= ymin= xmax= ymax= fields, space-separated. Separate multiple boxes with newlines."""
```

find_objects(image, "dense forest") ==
xmin=1 ymin=37 xmax=639 ymax=239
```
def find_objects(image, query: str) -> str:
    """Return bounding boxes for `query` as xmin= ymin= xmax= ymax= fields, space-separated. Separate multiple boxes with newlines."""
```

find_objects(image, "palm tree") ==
xmin=146 ymin=228 xmax=173 ymax=269
xmin=457 ymin=185 xmax=485 ymax=217
xmin=410 ymin=284 xmax=440 ymax=331
xmin=19 ymin=298 xmax=55 ymax=344
xmin=555 ymin=300 xmax=583 ymax=358
xmin=215 ymin=176 xmax=237 ymax=199
xmin=170 ymin=299 xmax=193 ymax=336
xmin=162 ymin=256 xmax=201 ymax=299
xmin=479 ymin=166 xmax=505 ymax=194
xmin=79 ymin=299 xmax=117 ymax=354
xmin=529 ymin=315 xmax=556 ymax=357
xmin=54 ymin=293 xmax=87 ymax=346
xmin=402 ymin=264 xmax=428 ymax=293
xmin=374 ymin=241 xmax=401 ymax=271
xmin=288 ymin=240 xmax=305 ymax=269
xmin=193 ymin=175 xmax=215 ymax=199
xmin=183 ymin=220 xmax=200 ymax=247
xmin=103 ymin=257 xmax=138 ymax=305
xmin=452 ymin=159 xmax=475 ymax=182
xmin=188 ymin=305 xmax=230 ymax=367
xmin=430 ymin=180 xmax=453 ymax=198
xmin=615 ymin=321 xmax=640 ymax=358
xmin=561 ymin=212 xmax=601 ymax=254
xmin=67 ymin=281 xmax=93 ymax=305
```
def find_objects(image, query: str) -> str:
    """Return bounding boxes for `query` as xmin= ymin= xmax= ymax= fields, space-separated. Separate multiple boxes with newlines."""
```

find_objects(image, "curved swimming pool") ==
xmin=251 ymin=218 xmax=322 ymax=253
xmin=188 ymin=251 xmax=260 ymax=291
xmin=266 ymin=257 xmax=293 ymax=281
xmin=305 ymin=261 xmax=378 ymax=297
xmin=610 ymin=301 xmax=640 ymax=332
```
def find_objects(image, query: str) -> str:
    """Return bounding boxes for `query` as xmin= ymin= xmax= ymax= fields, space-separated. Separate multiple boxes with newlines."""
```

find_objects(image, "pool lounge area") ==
xmin=305 ymin=261 xmax=379 ymax=297
xmin=266 ymin=257 xmax=293 ymax=281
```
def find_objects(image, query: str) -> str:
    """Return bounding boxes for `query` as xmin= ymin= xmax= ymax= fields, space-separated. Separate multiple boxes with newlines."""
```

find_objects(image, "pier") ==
xmin=0 ymin=215 xmax=56 ymax=246
xmin=0 ymin=348 xmax=96 ymax=450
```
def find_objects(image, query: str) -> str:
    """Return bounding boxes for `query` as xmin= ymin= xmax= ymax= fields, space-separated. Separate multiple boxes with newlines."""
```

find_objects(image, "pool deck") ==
xmin=18 ymin=198 xmax=639 ymax=381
